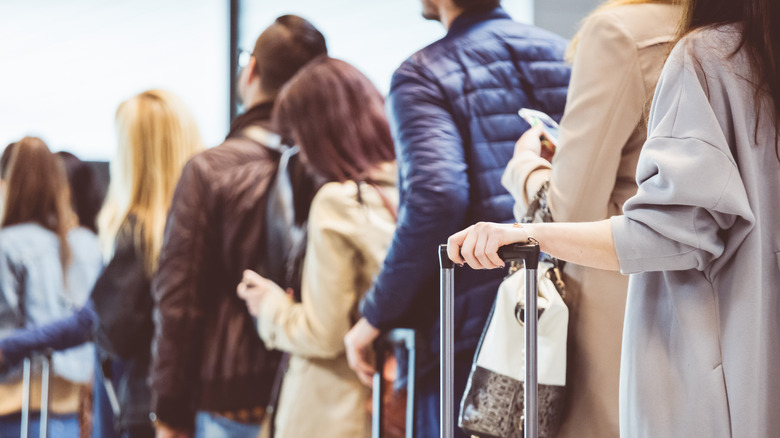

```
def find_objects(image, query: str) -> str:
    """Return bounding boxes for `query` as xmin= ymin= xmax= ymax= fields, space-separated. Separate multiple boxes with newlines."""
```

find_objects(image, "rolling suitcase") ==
xmin=439 ymin=241 xmax=541 ymax=438
xmin=372 ymin=328 xmax=417 ymax=438
xmin=20 ymin=354 xmax=52 ymax=438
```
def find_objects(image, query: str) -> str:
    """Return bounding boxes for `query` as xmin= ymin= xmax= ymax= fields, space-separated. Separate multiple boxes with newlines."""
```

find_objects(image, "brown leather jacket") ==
xmin=150 ymin=103 xmax=283 ymax=430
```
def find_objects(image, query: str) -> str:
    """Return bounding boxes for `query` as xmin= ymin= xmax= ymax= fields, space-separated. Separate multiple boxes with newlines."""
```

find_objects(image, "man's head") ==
xmin=421 ymin=0 xmax=501 ymax=24
xmin=238 ymin=15 xmax=328 ymax=109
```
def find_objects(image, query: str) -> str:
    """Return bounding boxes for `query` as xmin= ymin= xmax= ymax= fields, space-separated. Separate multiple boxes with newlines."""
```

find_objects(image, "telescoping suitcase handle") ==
xmin=372 ymin=328 xmax=417 ymax=438
xmin=21 ymin=353 xmax=52 ymax=438
xmin=438 ymin=241 xmax=541 ymax=438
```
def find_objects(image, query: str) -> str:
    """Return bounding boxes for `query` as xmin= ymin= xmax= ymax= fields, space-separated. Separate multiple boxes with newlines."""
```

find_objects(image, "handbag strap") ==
xmin=522 ymin=180 xmax=553 ymax=224
xmin=521 ymin=180 xmax=567 ymax=299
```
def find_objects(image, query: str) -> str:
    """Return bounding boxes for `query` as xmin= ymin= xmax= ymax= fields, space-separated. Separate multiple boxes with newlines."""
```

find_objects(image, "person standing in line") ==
xmin=0 ymin=146 xmax=116 ymax=438
xmin=343 ymin=1 xmax=570 ymax=436
xmin=501 ymin=1 xmax=681 ymax=436
xmin=56 ymin=152 xmax=104 ymax=236
xmin=236 ymin=57 xmax=397 ymax=438
xmin=150 ymin=16 xmax=327 ymax=438
xmin=0 ymin=138 xmax=102 ymax=438
xmin=448 ymin=0 xmax=780 ymax=435
xmin=89 ymin=89 xmax=203 ymax=438
xmin=0 ymin=90 xmax=203 ymax=438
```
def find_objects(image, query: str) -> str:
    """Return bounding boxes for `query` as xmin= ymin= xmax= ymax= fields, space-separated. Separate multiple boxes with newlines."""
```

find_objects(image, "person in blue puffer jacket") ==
xmin=343 ymin=0 xmax=570 ymax=436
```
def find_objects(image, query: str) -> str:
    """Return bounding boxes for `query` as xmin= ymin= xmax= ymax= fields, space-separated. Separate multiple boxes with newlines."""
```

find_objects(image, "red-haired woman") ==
xmin=0 ymin=138 xmax=102 ymax=437
xmin=237 ymin=57 xmax=396 ymax=438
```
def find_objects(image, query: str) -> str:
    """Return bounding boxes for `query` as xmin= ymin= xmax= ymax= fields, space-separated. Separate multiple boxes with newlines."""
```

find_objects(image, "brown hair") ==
xmin=679 ymin=0 xmax=780 ymax=157
xmin=253 ymin=15 xmax=328 ymax=99
xmin=56 ymin=151 xmax=103 ymax=234
xmin=274 ymin=57 xmax=395 ymax=183
xmin=2 ymin=137 xmax=76 ymax=271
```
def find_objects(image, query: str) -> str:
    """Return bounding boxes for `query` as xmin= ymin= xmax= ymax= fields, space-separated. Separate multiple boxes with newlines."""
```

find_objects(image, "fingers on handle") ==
xmin=459 ymin=227 xmax=481 ymax=269
xmin=447 ymin=229 xmax=467 ymax=264
xmin=484 ymin=233 xmax=505 ymax=268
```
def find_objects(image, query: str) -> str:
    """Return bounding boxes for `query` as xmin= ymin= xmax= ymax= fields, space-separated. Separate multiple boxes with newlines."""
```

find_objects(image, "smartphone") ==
xmin=518 ymin=108 xmax=560 ymax=154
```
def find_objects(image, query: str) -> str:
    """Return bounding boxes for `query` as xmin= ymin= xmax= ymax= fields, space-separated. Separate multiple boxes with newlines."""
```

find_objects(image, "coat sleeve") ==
xmin=0 ymin=303 xmax=96 ymax=366
xmin=257 ymin=187 xmax=363 ymax=359
xmin=150 ymin=159 xmax=209 ymax=431
xmin=503 ymin=13 xmax=650 ymax=223
xmin=360 ymin=61 xmax=471 ymax=330
xmin=610 ymin=39 xmax=753 ymax=274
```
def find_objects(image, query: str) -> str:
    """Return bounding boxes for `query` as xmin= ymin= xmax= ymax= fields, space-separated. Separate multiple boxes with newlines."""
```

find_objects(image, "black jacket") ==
xmin=91 ymin=216 xmax=154 ymax=430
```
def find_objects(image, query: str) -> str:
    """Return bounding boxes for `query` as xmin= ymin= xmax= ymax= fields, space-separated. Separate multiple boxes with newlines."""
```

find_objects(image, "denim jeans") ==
xmin=0 ymin=412 xmax=79 ymax=438
xmin=194 ymin=411 xmax=260 ymax=438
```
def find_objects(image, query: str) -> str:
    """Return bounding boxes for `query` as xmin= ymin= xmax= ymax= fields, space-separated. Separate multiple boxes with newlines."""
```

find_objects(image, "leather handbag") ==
xmin=458 ymin=181 xmax=568 ymax=438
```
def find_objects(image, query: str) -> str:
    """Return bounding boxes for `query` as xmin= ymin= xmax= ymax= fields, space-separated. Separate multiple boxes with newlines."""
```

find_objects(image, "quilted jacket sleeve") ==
xmin=360 ymin=61 xmax=470 ymax=329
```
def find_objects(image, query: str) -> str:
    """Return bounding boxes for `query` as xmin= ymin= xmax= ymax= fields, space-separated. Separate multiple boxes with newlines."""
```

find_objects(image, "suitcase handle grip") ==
xmin=439 ymin=240 xmax=540 ymax=270
xmin=497 ymin=240 xmax=540 ymax=269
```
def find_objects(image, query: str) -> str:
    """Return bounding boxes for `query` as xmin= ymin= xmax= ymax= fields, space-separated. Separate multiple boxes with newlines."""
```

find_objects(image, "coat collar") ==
xmin=446 ymin=6 xmax=512 ymax=38
xmin=226 ymin=101 xmax=275 ymax=140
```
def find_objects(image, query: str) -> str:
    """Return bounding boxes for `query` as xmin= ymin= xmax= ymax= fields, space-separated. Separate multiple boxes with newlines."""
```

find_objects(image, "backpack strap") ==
xmin=240 ymin=126 xmax=283 ymax=152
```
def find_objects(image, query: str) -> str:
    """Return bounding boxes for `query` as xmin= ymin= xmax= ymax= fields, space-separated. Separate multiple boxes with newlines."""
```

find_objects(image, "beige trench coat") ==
xmin=502 ymin=4 xmax=680 ymax=437
xmin=256 ymin=163 xmax=397 ymax=438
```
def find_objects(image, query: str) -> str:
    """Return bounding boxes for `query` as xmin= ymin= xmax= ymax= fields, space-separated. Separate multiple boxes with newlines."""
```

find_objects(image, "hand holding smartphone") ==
xmin=518 ymin=108 xmax=560 ymax=159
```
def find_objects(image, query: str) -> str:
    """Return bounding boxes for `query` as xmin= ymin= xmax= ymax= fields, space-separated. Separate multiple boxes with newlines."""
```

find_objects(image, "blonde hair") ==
xmin=566 ymin=0 xmax=680 ymax=62
xmin=99 ymin=90 xmax=203 ymax=275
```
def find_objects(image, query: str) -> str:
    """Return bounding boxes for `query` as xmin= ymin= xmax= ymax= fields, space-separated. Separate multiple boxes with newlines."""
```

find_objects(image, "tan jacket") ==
xmin=502 ymin=4 xmax=680 ymax=437
xmin=257 ymin=163 xmax=397 ymax=438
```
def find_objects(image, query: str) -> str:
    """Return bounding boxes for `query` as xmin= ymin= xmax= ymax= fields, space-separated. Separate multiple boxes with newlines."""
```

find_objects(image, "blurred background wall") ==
xmin=536 ymin=0 xmax=601 ymax=39
xmin=0 ymin=0 xmax=599 ymax=163
xmin=0 ymin=0 xmax=229 ymax=161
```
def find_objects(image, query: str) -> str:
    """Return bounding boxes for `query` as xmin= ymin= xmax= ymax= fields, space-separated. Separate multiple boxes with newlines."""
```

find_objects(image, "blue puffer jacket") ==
xmin=360 ymin=7 xmax=570 ymax=371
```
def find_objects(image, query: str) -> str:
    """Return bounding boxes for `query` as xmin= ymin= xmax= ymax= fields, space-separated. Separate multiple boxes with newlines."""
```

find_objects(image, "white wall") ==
xmin=0 ymin=0 xmax=541 ymax=161
xmin=535 ymin=0 xmax=601 ymax=38
xmin=0 ymin=0 xmax=229 ymax=161
xmin=239 ymin=0 xmax=534 ymax=96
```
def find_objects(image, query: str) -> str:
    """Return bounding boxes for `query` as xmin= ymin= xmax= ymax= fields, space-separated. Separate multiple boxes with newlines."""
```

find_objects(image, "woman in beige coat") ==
xmin=237 ymin=57 xmax=397 ymax=438
xmin=501 ymin=1 xmax=680 ymax=436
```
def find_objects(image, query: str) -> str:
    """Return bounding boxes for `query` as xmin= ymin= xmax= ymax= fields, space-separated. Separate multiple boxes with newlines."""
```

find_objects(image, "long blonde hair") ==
xmin=566 ymin=0 xmax=681 ymax=62
xmin=99 ymin=90 xmax=203 ymax=275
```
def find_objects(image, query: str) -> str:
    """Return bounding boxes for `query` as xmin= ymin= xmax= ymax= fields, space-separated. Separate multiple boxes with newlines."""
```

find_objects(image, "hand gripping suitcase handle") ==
xmin=438 ymin=240 xmax=541 ymax=269
xmin=438 ymin=241 xmax=541 ymax=438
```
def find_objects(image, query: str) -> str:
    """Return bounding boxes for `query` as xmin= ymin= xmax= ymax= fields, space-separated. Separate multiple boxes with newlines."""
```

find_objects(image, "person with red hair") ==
xmin=237 ymin=57 xmax=397 ymax=438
